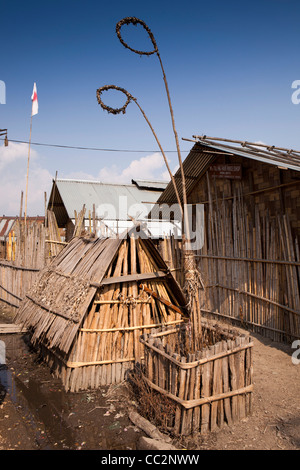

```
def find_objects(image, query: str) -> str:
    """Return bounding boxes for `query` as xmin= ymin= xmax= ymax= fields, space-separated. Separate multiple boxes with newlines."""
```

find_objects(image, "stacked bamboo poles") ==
xmin=73 ymin=205 xmax=87 ymax=237
xmin=50 ymin=236 xmax=184 ymax=392
xmin=45 ymin=210 xmax=66 ymax=260
xmin=140 ymin=321 xmax=253 ymax=436
xmin=12 ymin=218 xmax=46 ymax=269
xmin=194 ymin=175 xmax=300 ymax=342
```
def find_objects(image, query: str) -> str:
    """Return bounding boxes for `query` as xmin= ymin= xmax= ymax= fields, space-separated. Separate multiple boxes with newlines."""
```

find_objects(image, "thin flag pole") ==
xmin=24 ymin=83 xmax=38 ymax=227
xmin=24 ymin=111 xmax=33 ymax=227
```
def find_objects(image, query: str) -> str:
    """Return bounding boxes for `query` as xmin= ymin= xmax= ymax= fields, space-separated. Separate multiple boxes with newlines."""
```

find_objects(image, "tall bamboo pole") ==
xmin=117 ymin=17 xmax=202 ymax=348
xmin=97 ymin=18 xmax=203 ymax=350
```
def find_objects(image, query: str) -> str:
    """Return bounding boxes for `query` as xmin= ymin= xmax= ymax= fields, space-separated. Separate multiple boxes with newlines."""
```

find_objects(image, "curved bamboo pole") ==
xmin=97 ymin=18 xmax=203 ymax=349
xmin=96 ymin=85 xmax=183 ymax=217
xmin=115 ymin=17 xmax=202 ymax=348
xmin=115 ymin=17 xmax=189 ymax=242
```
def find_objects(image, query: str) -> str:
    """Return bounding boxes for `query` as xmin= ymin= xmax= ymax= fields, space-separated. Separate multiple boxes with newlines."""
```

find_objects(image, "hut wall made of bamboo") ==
xmin=155 ymin=145 xmax=300 ymax=342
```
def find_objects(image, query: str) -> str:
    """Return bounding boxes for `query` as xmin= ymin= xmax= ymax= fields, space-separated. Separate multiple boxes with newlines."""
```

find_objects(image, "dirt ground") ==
xmin=0 ymin=305 xmax=299 ymax=451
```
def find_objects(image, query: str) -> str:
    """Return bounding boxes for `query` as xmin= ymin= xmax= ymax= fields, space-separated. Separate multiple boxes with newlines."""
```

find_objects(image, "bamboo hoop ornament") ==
xmin=115 ymin=17 xmax=188 ymax=233
xmin=97 ymin=18 xmax=203 ymax=349
xmin=96 ymin=85 xmax=132 ymax=115
xmin=96 ymin=85 xmax=183 ymax=215
xmin=116 ymin=17 xmax=158 ymax=56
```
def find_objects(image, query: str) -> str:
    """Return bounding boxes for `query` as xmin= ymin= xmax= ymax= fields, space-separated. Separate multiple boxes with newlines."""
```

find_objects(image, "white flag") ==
xmin=31 ymin=82 xmax=38 ymax=116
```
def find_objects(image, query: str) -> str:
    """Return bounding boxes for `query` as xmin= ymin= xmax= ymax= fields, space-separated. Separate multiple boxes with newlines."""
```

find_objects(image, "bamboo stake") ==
xmin=221 ymin=340 xmax=232 ymax=426
xmin=228 ymin=339 xmax=238 ymax=423
xmin=130 ymin=235 xmax=141 ymax=363
xmin=174 ymin=356 xmax=186 ymax=435
xmin=211 ymin=342 xmax=222 ymax=431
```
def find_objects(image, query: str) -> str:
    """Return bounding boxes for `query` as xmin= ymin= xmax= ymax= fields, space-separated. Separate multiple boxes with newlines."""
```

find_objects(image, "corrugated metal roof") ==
xmin=196 ymin=138 xmax=300 ymax=172
xmin=156 ymin=138 xmax=300 ymax=205
xmin=156 ymin=145 xmax=216 ymax=205
xmin=50 ymin=179 xmax=165 ymax=222
xmin=131 ymin=179 xmax=168 ymax=191
xmin=0 ymin=217 xmax=16 ymax=241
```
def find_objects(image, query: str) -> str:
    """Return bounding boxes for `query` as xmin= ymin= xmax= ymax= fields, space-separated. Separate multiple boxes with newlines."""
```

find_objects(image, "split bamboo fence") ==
xmin=158 ymin=177 xmax=300 ymax=343
xmin=0 ymin=210 xmax=64 ymax=312
xmin=140 ymin=319 xmax=253 ymax=436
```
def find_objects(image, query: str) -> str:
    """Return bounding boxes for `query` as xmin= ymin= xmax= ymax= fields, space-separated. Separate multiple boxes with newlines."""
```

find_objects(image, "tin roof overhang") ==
xmin=48 ymin=179 xmax=167 ymax=225
xmin=156 ymin=138 xmax=300 ymax=205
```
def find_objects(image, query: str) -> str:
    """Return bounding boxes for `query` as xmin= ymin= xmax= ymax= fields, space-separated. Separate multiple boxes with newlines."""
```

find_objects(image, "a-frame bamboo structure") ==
xmin=15 ymin=229 xmax=187 ymax=391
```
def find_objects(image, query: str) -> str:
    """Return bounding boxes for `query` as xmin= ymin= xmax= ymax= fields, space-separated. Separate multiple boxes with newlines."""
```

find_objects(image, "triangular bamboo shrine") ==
xmin=15 ymin=230 xmax=187 ymax=392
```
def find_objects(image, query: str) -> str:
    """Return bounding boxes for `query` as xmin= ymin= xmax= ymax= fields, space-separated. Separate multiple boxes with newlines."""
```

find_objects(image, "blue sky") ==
xmin=1 ymin=0 xmax=300 ymax=215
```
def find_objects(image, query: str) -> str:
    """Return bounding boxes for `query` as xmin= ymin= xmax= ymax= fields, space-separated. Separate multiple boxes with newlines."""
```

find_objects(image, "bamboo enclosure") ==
xmin=140 ymin=320 xmax=253 ymax=435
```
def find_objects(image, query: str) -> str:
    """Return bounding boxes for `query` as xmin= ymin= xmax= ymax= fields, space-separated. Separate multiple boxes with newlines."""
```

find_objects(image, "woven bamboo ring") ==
xmin=96 ymin=85 xmax=134 ymax=115
xmin=116 ymin=17 xmax=158 ymax=56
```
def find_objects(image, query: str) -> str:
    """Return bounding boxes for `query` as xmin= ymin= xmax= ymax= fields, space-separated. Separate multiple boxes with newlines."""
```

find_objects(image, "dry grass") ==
xmin=129 ymin=369 xmax=176 ymax=435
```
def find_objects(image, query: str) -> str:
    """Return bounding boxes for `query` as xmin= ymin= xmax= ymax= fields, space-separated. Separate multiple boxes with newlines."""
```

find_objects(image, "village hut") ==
xmin=47 ymin=178 xmax=168 ymax=241
xmin=14 ymin=228 xmax=187 ymax=392
xmin=153 ymin=136 xmax=300 ymax=342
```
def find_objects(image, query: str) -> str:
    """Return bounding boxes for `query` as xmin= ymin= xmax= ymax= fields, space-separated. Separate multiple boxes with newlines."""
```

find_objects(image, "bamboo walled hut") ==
xmin=154 ymin=136 xmax=300 ymax=342
xmin=15 ymin=228 xmax=187 ymax=392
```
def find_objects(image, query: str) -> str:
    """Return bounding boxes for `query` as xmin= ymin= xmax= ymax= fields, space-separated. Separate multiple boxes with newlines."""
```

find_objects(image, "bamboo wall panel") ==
xmin=158 ymin=175 xmax=300 ymax=342
xmin=0 ymin=212 xmax=64 ymax=312
xmin=198 ymin=179 xmax=300 ymax=342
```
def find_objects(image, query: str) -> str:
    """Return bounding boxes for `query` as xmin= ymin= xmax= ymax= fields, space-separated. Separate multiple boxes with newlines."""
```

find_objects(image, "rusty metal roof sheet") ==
xmin=0 ymin=217 xmax=16 ymax=241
